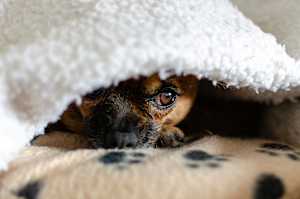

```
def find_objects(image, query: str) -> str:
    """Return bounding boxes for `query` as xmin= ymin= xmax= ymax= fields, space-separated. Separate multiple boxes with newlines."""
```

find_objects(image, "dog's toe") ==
xmin=158 ymin=126 xmax=185 ymax=148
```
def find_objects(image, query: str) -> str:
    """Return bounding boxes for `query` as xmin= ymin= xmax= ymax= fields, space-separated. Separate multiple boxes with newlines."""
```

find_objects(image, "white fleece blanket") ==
xmin=0 ymin=0 xmax=300 ymax=169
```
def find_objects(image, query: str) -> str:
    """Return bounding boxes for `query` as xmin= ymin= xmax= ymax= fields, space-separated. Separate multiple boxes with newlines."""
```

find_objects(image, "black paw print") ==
xmin=183 ymin=150 xmax=230 ymax=169
xmin=256 ymin=142 xmax=300 ymax=162
xmin=98 ymin=151 xmax=147 ymax=169
xmin=254 ymin=174 xmax=285 ymax=199
xmin=16 ymin=180 xmax=42 ymax=199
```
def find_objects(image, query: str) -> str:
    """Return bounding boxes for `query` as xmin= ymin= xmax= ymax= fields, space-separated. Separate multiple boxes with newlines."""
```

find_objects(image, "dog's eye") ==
xmin=153 ymin=88 xmax=178 ymax=108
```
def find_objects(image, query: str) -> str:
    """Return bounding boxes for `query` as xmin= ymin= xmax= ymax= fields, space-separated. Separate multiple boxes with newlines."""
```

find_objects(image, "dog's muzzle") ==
xmin=86 ymin=103 xmax=144 ymax=148
xmin=104 ymin=113 xmax=140 ymax=148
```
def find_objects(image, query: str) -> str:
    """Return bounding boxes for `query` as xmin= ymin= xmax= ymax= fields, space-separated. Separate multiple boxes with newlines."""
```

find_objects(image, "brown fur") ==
xmin=33 ymin=74 xmax=198 ymax=149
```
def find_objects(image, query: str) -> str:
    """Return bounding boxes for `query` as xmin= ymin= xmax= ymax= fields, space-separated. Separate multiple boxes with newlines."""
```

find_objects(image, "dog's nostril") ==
xmin=125 ymin=143 xmax=135 ymax=148
xmin=114 ymin=132 xmax=138 ymax=149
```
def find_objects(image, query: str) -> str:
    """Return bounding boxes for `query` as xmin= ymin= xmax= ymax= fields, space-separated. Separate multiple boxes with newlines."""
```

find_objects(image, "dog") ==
xmin=33 ymin=74 xmax=198 ymax=149
xmin=33 ymin=75 xmax=300 ymax=150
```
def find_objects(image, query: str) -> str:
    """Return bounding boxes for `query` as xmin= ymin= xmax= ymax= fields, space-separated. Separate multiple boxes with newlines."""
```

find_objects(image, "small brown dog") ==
xmin=34 ymin=74 xmax=198 ymax=149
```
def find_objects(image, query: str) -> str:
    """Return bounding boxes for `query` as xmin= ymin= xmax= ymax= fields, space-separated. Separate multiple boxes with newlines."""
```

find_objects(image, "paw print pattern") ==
xmin=256 ymin=142 xmax=300 ymax=162
xmin=98 ymin=151 xmax=147 ymax=169
xmin=254 ymin=174 xmax=285 ymax=199
xmin=183 ymin=150 xmax=230 ymax=169
xmin=261 ymin=143 xmax=293 ymax=151
xmin=16 ymin=180 xmax=42 ymax=199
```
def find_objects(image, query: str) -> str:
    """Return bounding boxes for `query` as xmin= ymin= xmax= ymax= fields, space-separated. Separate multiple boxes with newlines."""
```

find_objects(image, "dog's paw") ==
xmin=157 ymin=126 xmax=185 ymax=148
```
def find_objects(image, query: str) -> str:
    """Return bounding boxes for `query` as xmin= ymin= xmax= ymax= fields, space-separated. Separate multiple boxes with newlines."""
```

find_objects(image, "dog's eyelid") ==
xmin=158 ymin=83 xmax=180 ymax=93
xmin=145 ymin=87 xmax=179 ymax=99
xmin=160 ymin=86 xmax=182 ymax=96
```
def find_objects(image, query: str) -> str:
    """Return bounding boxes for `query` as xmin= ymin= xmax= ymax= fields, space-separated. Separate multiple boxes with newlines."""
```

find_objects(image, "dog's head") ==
xmin=62 ymin=74 xmax=198 ymax=148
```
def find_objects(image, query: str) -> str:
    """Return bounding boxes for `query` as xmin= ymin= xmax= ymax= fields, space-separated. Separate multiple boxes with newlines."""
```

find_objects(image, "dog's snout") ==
xmin=104 ymin=130 xmax=138 ymax=149
xmin=103 ymin=114 xmax=140 ymax=148
xmin=118 ymin=114 xmax=139 ymax=132
xmin=115 ymin=132 xmax=138 ymax=148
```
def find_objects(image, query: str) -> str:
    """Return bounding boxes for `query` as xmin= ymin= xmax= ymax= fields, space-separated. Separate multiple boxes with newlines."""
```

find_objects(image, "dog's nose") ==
xmin=104 ymin=131 xmax=138 ymax=148
xmin=114 ymin=132 xmax=138 ymax=148
xmin=103 ymin=114 xmax=140 ymax=148
xmin=118 ymin=114 xmax=139 ymax=133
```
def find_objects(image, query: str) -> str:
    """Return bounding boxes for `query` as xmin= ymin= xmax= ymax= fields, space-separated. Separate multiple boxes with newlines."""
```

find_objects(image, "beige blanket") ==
xmin=1 ymin=136 xmax=300 ymax=199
